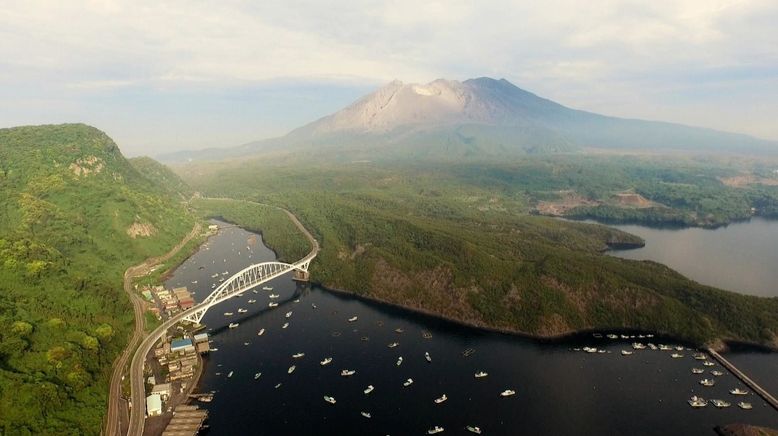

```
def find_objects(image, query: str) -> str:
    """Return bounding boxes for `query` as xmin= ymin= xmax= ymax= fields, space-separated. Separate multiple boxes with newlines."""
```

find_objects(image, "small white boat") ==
xmin=360 ymin=411 xmax=371 ymax=418
xmin=711 ymin=370 xmax=724 ymax=376
xmin=211 ymin=284 xmax=216 ymax=289
xmin=659 ymin=344 xmax=672 ymax=351
xmin=364 ymin=385 xmax=374 ymax=394
xmin=269 ymin=294 xmax=279 ymax=299
xmin=670 ymin=353 xmax=684 ymax=358
xmin=238 ymin=308 xmax=248 ymax=313
xmin=257 ymin=329 xmax=265 ymax=336
xmin=227 ymin=371 xmax=234 ymax=378
xmin=466 ymin=426 xmax=482 ymax=434
xmin=425 ymin=352 xmax=431 ymax=362
xmin=403 ymin=378 xmax=413 ymax=387
xmin=396 ymin=357 xmax=403 ymax=366
xmin=211 ymin=273 xmax=219 ymax=278
xmin=388 ymin=342 xmax=399 ymax=348
xmin=288 ymin=365 xmax=296 ymax=374
xmin=395 ymin=328 xmax=404 ymax=333
xmin=274 ymin=383 xmax=282 ymax=389
xmin=282 ymin=322 xmax=289 ymax=329
xmin=434 ymin=394 xmax=447 ymax=404
xmin=621 ymin=350 xmax=633 ymax=356
xmin=606 ymin=334 xmax=618 ymax=339
xmin=500 ymin=389 xmax=516 ymax=397
xmin=699 ymin=378 xmax=715 ymax=387
xmin=263 ymin=286 xmax=273 ymax=291
xmin=285 ymin=311 xmax=293 ymax=318
xmin=348 ymin=316 xmax=358 ymax=322
xmin=730 ymin=388 xmax=749 ymax=395
xmin=228 ymin=322 xmax=239 ymax=329
xmin=292 ymin=352 xmax=305 ymax=359
xmin=427 ymin=426 xmax=444 ymax=434
xmin=311 ymin=303 xmax=318 ymax=309
xmin=693 ymin=353 xmax=707 ymax=360
xmin=211 ymin=348 xmax=218 ymax=351
xmin=648 ymin=343 xmax=658 ymax=350
xmin=248 ymin=299 xmax=256 ymax=304
xmin=340 ymin=369 xmax=356 ymax=377
xmin=703 ymin=361 xmax=715 ymax=367
xmin=224 ymin=312 xmax=233 ymax=316
xmin=320 ymin=357 xmax=333 ymax=366
xmin=691 ymin=368 xmax=704 ymax=374
xmin=474 ymin=371 xmax=488 ymax=378
xmin=632 ymin=342 xmax=646 ymax=350
xmin=688 ymin=395 xmax=707 ymax=408
xmin=254 ymin=372 xmax=261 ymax=380
xmin=323 ymin=395 xmax=336 ymax=404
xmin=738 ymin=401 xmax=753 ymax=409
xmin=710 ymin=399 xmax=731 ymax=408
xmin=252 ymin=289 xmax=258 ymax=294
xmin=243 ymin=342 xmax=250 ymax=346
xmin=191 ymin=280 xmax=198 ymax=284
xmin=293 ymin=299 xmax=300 ymax=303
xmin=268 ymin=302 xmax=278 ymax=308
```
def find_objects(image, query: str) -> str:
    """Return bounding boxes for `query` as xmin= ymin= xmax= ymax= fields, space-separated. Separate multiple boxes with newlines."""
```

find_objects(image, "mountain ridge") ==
xmin=158 ymin=77 xmax=777 ymax=163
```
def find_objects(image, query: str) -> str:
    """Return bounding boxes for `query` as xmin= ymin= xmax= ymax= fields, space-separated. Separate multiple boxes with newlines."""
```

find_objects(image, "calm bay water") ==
xmin=606 ymin=217 xmax=778 ymax=298
xmin=164 ymin=221 xmax=778 ymax=435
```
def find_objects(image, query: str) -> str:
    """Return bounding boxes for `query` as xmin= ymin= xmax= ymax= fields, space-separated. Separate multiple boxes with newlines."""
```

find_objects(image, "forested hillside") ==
xmin=0 ymin=124 xmax=194 ymax=435
xmin=179 ymin=159 xmax=778 ymax=348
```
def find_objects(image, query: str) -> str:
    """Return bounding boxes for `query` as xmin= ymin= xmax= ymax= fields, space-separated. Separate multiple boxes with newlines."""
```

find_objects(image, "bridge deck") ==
xmin=707 ymin=348 xmax=778 ymax=411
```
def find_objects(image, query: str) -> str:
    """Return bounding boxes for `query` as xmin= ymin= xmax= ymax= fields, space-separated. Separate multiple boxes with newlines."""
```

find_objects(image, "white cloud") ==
xmin=1 ymin=0 xmax=777 ymax=154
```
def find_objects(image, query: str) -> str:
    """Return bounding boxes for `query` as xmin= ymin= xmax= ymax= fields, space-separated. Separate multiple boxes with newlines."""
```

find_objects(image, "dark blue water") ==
xmin=165 ymin=221 xmax=778 ymax=435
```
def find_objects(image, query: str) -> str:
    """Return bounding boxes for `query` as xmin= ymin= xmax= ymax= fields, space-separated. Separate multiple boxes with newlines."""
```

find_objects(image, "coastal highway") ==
xmin=104 ymin=223 xmax=201 ymax=436
xmin=127 ymin=201 xmax=318 ymax=436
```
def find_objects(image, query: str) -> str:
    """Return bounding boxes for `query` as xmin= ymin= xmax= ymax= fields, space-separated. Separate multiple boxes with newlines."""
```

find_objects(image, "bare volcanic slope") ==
xmin=159 ymin=77 xmax=776 ymax=163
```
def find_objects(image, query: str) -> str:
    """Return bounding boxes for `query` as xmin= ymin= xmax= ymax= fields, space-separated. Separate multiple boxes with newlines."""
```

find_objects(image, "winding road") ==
xmin=103 ymin=222 xmax=202 ymax=436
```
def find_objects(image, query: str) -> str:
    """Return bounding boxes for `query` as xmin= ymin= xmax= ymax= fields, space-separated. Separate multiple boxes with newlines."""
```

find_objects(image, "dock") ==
xmin=161 ymin=405 xmax=208 ymax=436
xmin=707 ymin=348 xmax=778 ymax=411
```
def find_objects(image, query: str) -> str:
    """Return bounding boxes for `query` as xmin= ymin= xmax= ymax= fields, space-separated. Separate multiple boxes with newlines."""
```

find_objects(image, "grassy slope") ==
xmin=178 ymin=159 xmax=778 ymax=348
xmin=0 ymin=124 xmax=194 ymax=435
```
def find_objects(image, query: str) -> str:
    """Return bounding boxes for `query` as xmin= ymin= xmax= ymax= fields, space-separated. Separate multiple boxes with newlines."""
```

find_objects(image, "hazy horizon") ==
xmin=2 ymin=1 xmax=777 ymax=156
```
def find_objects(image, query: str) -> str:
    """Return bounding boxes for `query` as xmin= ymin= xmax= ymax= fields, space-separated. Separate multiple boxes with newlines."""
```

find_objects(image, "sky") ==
xmin=1 ymin=0 xmax=777 ymax=157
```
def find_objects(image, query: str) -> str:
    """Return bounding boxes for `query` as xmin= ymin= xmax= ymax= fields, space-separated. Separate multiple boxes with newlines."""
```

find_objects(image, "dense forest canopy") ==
xmin=0 ymin=124 xmax=194 ymax=435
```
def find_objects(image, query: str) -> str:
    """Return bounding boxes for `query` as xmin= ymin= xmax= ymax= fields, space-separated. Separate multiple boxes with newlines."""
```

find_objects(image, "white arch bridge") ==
xmin=182 ymin=253 xmax=315 ymax=324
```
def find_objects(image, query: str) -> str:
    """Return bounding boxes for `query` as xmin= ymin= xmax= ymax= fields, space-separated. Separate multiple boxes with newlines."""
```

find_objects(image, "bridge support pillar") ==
xmin=293 ymin=270 xmax=310 ymax=282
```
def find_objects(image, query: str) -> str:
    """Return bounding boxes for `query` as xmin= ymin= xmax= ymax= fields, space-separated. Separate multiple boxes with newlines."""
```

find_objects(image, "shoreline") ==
xmin=560 ymin=212 xmax=778 ymax=231
xmin=317 ymin=282 xmax=778 ymax=353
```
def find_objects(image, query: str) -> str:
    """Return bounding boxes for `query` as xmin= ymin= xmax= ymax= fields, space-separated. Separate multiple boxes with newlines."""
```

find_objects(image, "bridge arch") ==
xmin=182 ymin=254 xmax=314 ymax=324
